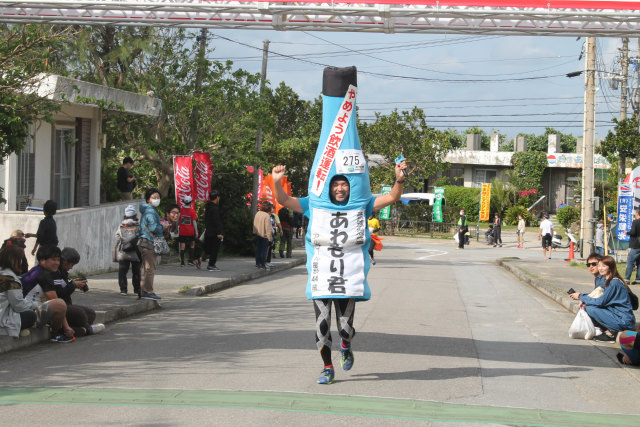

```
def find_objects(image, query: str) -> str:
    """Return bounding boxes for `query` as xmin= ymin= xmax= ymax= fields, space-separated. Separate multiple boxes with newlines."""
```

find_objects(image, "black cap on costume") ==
xmin=323 ymin=66 xmax=357 ymax=97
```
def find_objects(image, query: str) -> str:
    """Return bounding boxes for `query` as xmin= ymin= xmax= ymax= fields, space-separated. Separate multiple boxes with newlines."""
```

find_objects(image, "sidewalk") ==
xmin=0 ymin=248 xmax=306 ymax=354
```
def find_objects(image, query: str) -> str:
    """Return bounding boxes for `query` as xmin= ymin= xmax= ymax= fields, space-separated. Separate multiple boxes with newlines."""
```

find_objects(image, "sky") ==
xmin=203 ymin=30 xmax=634 ymax=144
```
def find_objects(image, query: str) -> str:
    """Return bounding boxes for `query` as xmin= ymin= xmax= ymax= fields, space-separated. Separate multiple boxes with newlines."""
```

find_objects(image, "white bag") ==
xmin=568 ymin=309 xmax=596 ymax=340
xmin=453 ymin=233 xmax=459 ymax=243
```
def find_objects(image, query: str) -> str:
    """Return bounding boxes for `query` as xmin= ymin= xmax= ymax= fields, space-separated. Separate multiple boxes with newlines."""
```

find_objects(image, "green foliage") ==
xmin=518 ymin=128 xmax=577 ymax=153
xmin=359 ymin=107 xmax=456 ymax=192
xmin=511 ymin=151 xmax=547 ymax=193
xmin=504 ymin=206 xmax=535 ymax=226
xmin=434 ymin=176 xmax=452 ymax=187
xmin=440 ymin=185 xmax=481 ymax=223
xmin=556 ymin=205 xmax=580 ymax=229
xmin=597 ymin=117 xmax=640 ymax=180
xmin=489 ymin=177 xmax=517 ymax=216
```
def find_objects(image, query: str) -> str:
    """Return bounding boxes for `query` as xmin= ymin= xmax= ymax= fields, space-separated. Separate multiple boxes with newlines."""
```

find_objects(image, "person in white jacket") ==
xmin=0 ymin=244 xmax=65 ymax=338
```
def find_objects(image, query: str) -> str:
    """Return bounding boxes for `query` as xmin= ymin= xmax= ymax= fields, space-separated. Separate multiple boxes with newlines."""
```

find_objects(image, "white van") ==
xmin=399 ymin=192 xmax=444 ymax=206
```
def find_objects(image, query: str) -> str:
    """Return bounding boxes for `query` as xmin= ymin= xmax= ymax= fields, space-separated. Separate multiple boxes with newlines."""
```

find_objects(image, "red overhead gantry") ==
xmin=0 ymin=0 xmax=639 ymax=36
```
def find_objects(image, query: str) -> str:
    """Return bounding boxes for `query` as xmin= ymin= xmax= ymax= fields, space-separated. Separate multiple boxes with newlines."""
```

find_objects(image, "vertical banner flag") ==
xmin=379 ymin=185 xmax=392 ymax=220
xmin=245 ymin=167 xmax=264 ymax=204
xmin=629 ymin=165 xmax=640 ymax=212
xmin=433 ymin=187 xmax=444 ymax=223
xmin=617 ymin=183 xmax=633 ymax=242
xmin=174 ymin=156 xmax=193 ymax=208
xmin=480 ymin=183 xmax=491 ymax=221
xmin=193 ymin=151 xmax=212 ymax=202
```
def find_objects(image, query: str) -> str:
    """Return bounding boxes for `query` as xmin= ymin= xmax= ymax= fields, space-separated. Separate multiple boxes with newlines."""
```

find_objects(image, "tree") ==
xmin=511 ymin=150 xmax=547 ymax=193
xmin=359 ymin=107 xmax=456 ymax=192
xmin=597 ymin=117 xmax=640 ymax=182
xmin=518 ymin=128 xmax=577 ymax=153
xmin=0 ymin=24 xmax=77 ymax=162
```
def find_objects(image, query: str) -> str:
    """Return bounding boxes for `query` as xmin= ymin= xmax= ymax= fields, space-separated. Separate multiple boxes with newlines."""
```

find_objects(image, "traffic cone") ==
xmin=564 ymin=241 xmax=575 ymax=263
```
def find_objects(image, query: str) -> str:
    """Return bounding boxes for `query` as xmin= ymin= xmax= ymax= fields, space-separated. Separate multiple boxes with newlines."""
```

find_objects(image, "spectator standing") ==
xmin=492 ymin=212 xmax=502 ymax=247
xmin=115 ymin=204 xmax=141 ymax=296
xmin=58 ymin=247 xmax=105 ymax=336
xmin=457 ymin=210 xmax=467 ymax=250
xmin=625 ymin=208 xmax=640 ymax=284
xmin=278 ymin=207 xmax=293 ymax=258
xmin=138 ymin=188 xmax=167 ymax=300
xmin=538 ymin=213 xmax=554 ymax=259
xmin=253 ymin=202 xmax=273 ymax=270
xmin=557 ymin=200 xmax=567 ymax=209
xmin=293 ymin=211 xmax=303 ymax=239
xmin=0 ymin=245 xmax=64 ymax=339
xmin=269 ymin=205 xmax=282 ymax=262
xmin=117 ymin=157 xmax=137 ymax=201
xmin=517 ymin=214 xmax=526 ymax=248
xmin=203 ymin=190 xmax=224 ymax=272
xmin=29 ymin=200 xmax=58 ymax=256
xmin=161 ymin=203 xmax=180 ymax=240
xmin=595 ymin=223 xmax=605 ymax=255
xmin=367 ymin=214 xmax=381 ymax=264
xmin=177 ymin=195 xmax=199 ymax=268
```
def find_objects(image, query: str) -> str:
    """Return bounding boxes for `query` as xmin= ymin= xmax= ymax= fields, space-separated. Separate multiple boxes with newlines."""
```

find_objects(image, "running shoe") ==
xmin=50 ymin=335 xmax=75 ymax=343
xmin=141 ymin=292 xmax=162 ymax=300
xmin=194 ymin=259 xmax=201 ymax=270
xmin=340 ymin=346 xmax=354 ymax=371
xmin=317 ymin=366 xmax=335 ymax=384
xmin=187 ymin=261 xmax=195 ymax=266
xmin=207 ymin=266 xmax=221 ymax=271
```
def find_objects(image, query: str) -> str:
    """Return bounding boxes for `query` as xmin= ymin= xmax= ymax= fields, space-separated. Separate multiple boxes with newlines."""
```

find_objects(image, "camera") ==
xmin=78 ymin=277 xmax=89 ymax=292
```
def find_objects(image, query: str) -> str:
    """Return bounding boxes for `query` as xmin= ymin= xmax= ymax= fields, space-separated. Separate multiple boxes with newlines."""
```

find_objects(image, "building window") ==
xmin=565 ymin=172 xmax=580 ymax=205
xmin=53 ymin=128 xmax=75 ymax=209
xmin=473 ymin=169 xmax=496 ymax=187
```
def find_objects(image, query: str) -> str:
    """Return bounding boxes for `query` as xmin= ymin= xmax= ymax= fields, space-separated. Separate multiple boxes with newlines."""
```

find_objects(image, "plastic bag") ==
xmin=568 ymin=309 xmax=596 ymax=340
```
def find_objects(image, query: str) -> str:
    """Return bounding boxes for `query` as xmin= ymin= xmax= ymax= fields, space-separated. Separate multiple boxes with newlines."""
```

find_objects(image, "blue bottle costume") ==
xmin=298 ymin=66 xmax=374 ymax=380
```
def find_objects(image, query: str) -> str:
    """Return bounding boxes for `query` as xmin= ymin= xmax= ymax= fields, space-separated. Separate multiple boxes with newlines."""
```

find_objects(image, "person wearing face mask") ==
xmin=457 ymin=209 xmax=468 ymax=250
xmin=138 ymin=188 xmax=168 ymax=300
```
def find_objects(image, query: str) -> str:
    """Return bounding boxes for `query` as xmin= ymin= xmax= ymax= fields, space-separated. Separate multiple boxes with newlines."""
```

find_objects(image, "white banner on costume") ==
xmin=309 ymin=207 xmax=366 ymax=298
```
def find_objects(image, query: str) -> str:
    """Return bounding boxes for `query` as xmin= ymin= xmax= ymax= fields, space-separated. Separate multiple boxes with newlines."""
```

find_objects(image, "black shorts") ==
xmin=541 ymin=233 xmax=552 ymax=248
xmin=178 ymin=235 xmax=196 ymax=244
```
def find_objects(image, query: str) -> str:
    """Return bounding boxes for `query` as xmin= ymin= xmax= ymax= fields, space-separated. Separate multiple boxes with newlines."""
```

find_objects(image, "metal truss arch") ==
xmin=0 ymin=1 xmax=640 ymax=36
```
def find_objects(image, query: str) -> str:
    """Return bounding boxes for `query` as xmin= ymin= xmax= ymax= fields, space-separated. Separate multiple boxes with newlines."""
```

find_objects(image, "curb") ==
xmin=497 ymin=258 xmax=579 ymax=315
xmin=183 ymin=257 xmax=306 ymax=296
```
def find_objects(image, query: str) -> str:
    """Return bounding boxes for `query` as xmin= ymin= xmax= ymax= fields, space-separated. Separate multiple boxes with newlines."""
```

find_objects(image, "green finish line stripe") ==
xmin=1 ymin=386 xmax=638 ymax=427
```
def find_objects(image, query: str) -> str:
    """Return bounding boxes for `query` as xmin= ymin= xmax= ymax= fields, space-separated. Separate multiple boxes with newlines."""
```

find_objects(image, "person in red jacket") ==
xmin=178 ymin=195 xmax=199 ymax=268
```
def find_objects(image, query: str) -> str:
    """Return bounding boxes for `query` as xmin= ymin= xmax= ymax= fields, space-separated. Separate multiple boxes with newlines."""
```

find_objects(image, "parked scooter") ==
xmin=551 ymin=228 xmax=579 ymax=249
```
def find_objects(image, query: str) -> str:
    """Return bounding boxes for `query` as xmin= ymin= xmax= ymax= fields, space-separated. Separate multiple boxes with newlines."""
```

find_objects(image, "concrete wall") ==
xmin=0 ymin=201 xmax=141 ymax=276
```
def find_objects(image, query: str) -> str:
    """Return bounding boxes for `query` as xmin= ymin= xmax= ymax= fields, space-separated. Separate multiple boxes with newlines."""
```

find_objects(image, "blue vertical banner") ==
xmin=617 ymin=183 xmax=633 ymax=242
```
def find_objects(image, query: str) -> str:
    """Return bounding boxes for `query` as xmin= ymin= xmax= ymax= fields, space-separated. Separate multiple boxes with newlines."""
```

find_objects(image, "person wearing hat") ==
xmin=538 ymin=213 xmax=554 ymax=259
xmin=178 ymin=195 xmax=199 ymax=268
xmin=115 ymin=204 xmax=141 ymax=296
xmin=30 ymin=200 xmax=58 ymax=256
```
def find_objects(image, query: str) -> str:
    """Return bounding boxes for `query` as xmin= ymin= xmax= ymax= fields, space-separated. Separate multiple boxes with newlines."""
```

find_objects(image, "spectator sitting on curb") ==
xmin=617 ymin=325 xmax=640 ymax=366
xmin=569 ymin=255 xmax=635 ymax=342
xmin=2 ymin=230 xmax=29 ymax=274
xmin=20 ymin=245 xmax=74 ymax=343
xmin=0 ymin=245 xmax=64 ymax=339
xmin=58 ymin=247 xmax=105 ymax=336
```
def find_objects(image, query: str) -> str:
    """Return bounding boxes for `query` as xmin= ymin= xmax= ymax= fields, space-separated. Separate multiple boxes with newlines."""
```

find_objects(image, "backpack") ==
xmin=119 ymin=224 xmax=140 ymax=251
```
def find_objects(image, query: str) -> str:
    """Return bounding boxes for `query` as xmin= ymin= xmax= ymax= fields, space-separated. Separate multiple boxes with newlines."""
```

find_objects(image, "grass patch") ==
xmin=178 ymin=285 xmax=192 ymax=294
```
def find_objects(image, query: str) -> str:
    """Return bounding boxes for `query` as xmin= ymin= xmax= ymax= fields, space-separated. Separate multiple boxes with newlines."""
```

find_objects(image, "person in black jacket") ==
xmin=28 ymin=200 xmax=58 ymax=256
xmin=624 ymin=209 xmax=640 ymax=283
xmin=202 ymin=190 xmax=224 ymax=271
xmin=117 ymin=157 xmax=137 ymax=201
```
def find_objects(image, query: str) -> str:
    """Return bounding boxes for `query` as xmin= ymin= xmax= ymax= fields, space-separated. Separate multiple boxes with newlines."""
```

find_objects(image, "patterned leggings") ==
xmin=313 ymin=298 xmax=356 ymax=366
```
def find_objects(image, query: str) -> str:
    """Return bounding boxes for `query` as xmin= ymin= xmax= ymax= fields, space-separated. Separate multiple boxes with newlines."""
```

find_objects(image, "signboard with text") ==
xmin=479 ymin=183 xmax=491 ymax=221
xmin=379 ymin=185 xmax=392 ymax=220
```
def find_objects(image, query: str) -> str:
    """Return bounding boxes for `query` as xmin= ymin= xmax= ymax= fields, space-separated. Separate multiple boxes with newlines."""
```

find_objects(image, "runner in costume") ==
xmin=272 ymin=66 xmax=407 ymax=384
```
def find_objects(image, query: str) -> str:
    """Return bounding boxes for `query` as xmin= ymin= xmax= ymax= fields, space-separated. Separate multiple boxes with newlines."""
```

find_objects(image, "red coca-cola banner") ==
xmin=193 ymin=151 xmax=213 ymax=202
xmin=174 ymin=156 xmax=194 ymax=208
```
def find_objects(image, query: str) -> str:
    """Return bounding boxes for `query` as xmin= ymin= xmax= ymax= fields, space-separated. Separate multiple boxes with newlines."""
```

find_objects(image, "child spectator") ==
xmin=115 ymin=205 xmax=141 ymax=297
xmin=29 ymin=200 xmax=58 ymax=256
xmin=178 ymin=195 xmax=199 ymax=268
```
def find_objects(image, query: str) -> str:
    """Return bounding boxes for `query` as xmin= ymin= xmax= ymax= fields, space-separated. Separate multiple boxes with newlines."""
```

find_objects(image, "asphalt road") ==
xmin=1 ymin=238 xmax=639 ymax=426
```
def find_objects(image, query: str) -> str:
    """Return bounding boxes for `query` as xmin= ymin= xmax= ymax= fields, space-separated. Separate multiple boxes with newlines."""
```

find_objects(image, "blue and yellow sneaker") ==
xmin=340 ymin=344 xmax=354 ymax=371
xmin=317 ymin=366 xmax=335 ymax=384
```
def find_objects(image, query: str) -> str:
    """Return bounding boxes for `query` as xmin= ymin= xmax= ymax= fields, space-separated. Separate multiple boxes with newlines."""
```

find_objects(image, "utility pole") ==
xmin=581 ymin=37 xmax=596 ymax=257
xmin=618 ymin=38 xmax=630 ymax=183
xmin=251 ymin=40 xmax=270 ymax=217
xmin=188 ymin=28 xmax=207 ymax=150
